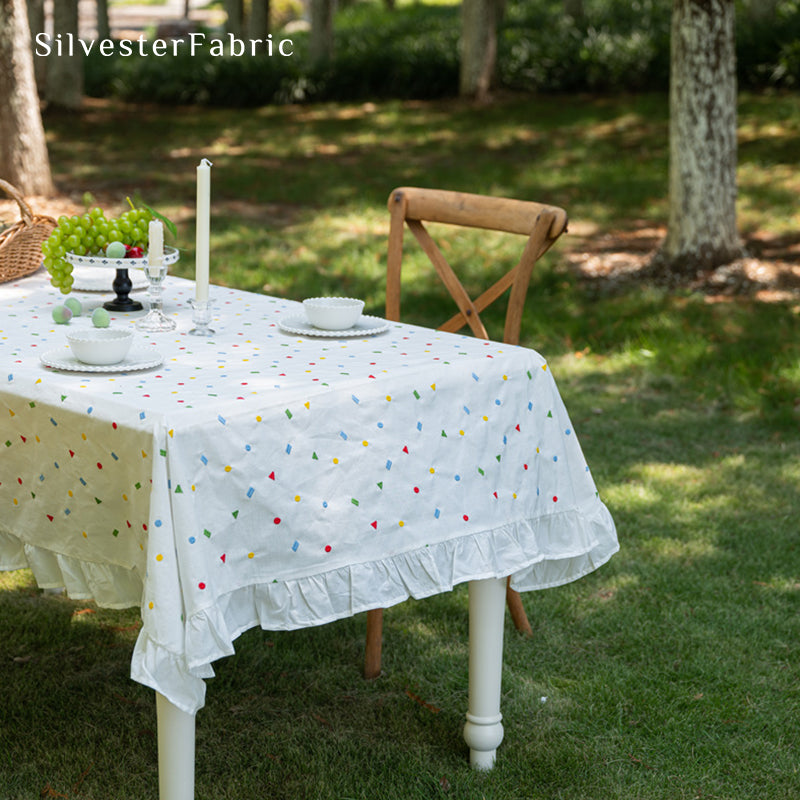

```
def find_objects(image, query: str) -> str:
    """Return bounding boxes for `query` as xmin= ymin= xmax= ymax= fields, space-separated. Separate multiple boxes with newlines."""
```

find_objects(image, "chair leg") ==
xmin=364 ymin=608 xmax=383 ymax=679
xmin=506 ymin=578 xmax=533 ymax=637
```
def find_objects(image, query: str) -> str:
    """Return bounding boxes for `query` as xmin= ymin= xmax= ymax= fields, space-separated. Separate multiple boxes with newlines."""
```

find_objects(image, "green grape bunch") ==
xmin=41 ymin=202 xmax=166 ymax=294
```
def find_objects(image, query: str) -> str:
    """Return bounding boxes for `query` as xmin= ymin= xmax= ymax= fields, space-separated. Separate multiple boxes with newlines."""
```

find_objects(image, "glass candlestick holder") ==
xmin=136 ymin=263 xmax=176 ymax=332
xmin=189 ymin=298 xmax=215 ymax=336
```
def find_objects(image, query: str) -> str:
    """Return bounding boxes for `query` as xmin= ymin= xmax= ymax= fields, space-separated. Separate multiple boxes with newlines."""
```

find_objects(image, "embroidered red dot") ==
xmin=198 ymin=582 xmax=206 ymax=590
xmin=413 ymin=486 xmax=420 ymax=493
xmin=463 ymin=514 xmax=469 ymax=521
xmin=324 ymin=545 xmax=332 ymax=553
xmin=273 ymin=517 xmax=281 ymax=524
xmin=553 ymin=496 xmax=558 ymax=502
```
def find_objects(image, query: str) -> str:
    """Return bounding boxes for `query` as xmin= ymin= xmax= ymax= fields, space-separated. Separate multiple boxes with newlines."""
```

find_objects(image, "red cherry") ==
xmin=125 ymin=245 xmax=144 ymax=258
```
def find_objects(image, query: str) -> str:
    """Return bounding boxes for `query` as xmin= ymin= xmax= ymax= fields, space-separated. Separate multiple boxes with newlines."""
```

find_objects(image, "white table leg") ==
xmin=463 ymin=576 xmax=506 ymax=770
xmin=156 ymin=692 xmax=196 ymax=800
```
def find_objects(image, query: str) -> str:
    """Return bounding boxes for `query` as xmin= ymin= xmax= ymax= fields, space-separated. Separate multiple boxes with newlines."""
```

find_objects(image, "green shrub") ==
xmin=83 ymin=0 xmax=799 ymax=107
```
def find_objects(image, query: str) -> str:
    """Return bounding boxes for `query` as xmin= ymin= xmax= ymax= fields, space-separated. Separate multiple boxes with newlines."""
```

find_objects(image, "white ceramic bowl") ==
xmin=66 ymin=328 xmax=134 ymax=365
xmin=303 ymin=297 xmax=364 ymax=330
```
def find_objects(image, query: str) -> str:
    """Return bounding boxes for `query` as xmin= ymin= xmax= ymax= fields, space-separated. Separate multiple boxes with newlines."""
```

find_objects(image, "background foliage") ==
xmin=83 ymin=0 xmax=800 ymax=106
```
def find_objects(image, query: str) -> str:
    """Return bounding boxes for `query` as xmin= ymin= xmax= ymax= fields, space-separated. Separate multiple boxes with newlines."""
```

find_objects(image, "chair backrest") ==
xmin=386 ymin=187 xmax=568 ymax=345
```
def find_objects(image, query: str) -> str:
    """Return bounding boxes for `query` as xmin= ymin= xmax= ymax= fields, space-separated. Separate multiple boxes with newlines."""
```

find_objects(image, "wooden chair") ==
xmin=364 ymin=186 xmax=569 ymax=679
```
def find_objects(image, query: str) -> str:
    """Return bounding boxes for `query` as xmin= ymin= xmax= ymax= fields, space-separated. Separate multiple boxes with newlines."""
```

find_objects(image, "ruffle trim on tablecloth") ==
xmin=132 ymin=503 xmax=618 ymax=715
xmin=0 ymin=530 xmax=143 ymax=609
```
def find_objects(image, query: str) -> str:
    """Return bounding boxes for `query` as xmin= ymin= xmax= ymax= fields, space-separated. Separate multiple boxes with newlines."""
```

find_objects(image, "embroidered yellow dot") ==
xmin=482 ymin=415 xmax=489 ymax=421
xmin=460 ymin=430 xmax=465 ymax=436
xmin=294 ymin=495 xmax=301 ymax=502
xmin=386 ymin=395 xmax=392 ymax=401
xmin=224 ymin=465 xmax=232 ymax=472
xmin=362 ymin=440 xmax=369 ymax=447
xmin=256 ymin=415 xmax=262 ymax=421
xmin=248 ymin=552 xmax=255 ymax=559
xmin=149 ymin=601 xmax=154 ymax=609
xmin=398 ymin=520 xmax=405 ymax=527
xmin=82 ymin=531 xmax=88 ymax=538
xmin=429 ymin=468 xmax=435 ymax=474
xmin=333 ymin=457 xmax=339 ymax=464
xmin=156 ymin=554 xmax=163 ymax=562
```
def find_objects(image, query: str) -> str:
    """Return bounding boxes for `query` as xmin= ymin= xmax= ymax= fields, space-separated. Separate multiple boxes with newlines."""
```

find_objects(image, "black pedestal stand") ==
xmin=104 ymin=268 xmax=143 ymax=312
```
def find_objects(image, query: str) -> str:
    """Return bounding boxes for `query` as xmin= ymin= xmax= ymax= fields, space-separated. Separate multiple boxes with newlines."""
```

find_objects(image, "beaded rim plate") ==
xmin=65 ymin=246 xmax=180 ymax=270
xmin=278 ymin=315 xmax=389 ymax=337
xmin=40 ymin=347 xmax=164 ymax=373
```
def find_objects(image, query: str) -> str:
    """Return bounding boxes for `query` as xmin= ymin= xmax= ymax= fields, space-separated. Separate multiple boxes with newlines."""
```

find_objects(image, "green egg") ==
xmin=106 ymin=241 xmax=127 ymax=259
xmin=52 ymin=305 xmax=73 ymax=324
xmin=92 ymin=307 xmax=111 ymax=328
xmin=64 ymin=296 xmax=82 ymax=317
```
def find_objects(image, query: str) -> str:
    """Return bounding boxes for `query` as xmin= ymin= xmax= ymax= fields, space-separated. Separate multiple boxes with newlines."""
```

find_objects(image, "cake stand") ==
xmin=65 ymin=247 xmax=180 ymax=312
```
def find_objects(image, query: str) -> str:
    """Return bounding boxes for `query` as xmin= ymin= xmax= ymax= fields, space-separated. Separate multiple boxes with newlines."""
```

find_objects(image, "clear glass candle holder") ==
xmin=189 ymin=298 xmax=215 ymax=336
xmin=136 ymin=262 xmax=176 ymax=332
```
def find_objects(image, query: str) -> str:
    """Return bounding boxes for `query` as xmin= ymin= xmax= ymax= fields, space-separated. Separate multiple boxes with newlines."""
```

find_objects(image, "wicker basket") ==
xmin=0 ymin=178 xmax=57 ymax=284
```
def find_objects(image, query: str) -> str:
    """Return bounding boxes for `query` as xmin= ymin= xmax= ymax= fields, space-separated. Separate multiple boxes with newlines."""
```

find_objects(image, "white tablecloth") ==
xmin=0 ymin=269 xmax=618 ymax=713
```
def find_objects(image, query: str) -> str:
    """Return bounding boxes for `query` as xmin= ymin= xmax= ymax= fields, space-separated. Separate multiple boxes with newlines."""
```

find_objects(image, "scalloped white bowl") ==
xmin=303 ymin=297 xmax=364 ymax=330
xmin=66 ymin=328 xmax=134 ymax=365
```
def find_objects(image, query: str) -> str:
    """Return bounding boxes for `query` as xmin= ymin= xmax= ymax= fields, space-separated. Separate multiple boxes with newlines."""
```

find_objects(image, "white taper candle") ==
xmin=195 ymin=158 xmax=212 ymax=302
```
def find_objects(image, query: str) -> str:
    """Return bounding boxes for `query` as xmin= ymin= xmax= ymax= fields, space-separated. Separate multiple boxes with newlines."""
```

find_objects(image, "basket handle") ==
xmin=0 ymin=178 xmax=34 ymax=227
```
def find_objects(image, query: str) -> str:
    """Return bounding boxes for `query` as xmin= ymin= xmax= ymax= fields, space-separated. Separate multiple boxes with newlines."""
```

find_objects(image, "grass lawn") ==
xmin=1 ymin=91 xmax=799 ymax=799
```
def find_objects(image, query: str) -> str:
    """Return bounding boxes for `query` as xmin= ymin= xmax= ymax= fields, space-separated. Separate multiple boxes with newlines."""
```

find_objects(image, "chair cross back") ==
xmin=364 ymin=188 xmax=569 ymax=680
xmin=386 ymin=187 xmax=568 ymax=346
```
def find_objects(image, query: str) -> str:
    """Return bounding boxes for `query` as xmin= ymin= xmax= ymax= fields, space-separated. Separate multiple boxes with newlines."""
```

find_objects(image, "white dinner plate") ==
xmin=40 ymin=347 xmax=164 ymax=373
xmin=278 ymin=315 xmax=389 ymax=337
xmin=71 ymin=268 xmax=148 ymax=292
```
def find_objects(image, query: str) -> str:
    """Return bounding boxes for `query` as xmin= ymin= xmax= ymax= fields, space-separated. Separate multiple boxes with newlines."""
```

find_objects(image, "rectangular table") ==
xmin=0 ymin=269 xmax=618 ymax=797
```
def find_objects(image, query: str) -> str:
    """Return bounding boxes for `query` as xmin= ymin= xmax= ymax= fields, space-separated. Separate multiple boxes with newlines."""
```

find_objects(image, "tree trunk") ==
xmin=0 ymin=0 xmax=54 ymax=195
xmin=459 ymin=0 xmax=498 ymax=101
xmin=96 ymin=0 xmax=110 ymax=40
xmin=249 ymin=0 xmax=270 ymax=40
xmin=25 ymin=0 xmax=46 ymax=90
xmin=309 ymin=0 xmax=334 ymax=66
xmin=657 ymin=0 xmax=742 ymax=274
xmin=225 ymin=0 xmax=244 ymax=38
xmin=45 ymin=0 xmax=83 ymax=109
xmin=564 ymin=0 xmax=584 ymax=24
